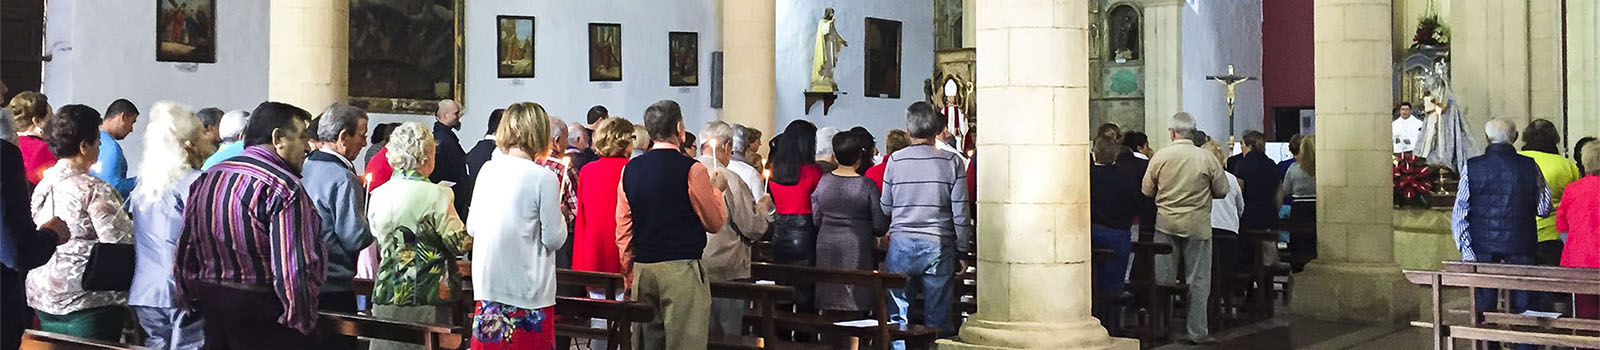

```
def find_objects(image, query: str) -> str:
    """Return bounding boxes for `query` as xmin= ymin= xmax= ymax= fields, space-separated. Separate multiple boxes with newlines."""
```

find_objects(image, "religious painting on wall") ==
xmin=349 ymin=0 xmax=464 ymax=114
xmin=668 ymin=32 xmax=698 ymax=86
xmin=156 ymin=0 xmax=216 ymax=63
xmin=863 ymin=17 xmax=901 ymax=99
xmin=1107 ymin=4 xmax=1140 ymax=62
xmin=589 ymin=23 xmax=622 ymax=82
xmin=497 ymin=16 xmax=535 ymax=78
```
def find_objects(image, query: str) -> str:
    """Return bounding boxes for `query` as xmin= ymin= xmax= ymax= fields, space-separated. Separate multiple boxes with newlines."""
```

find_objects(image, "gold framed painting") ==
xmin=348 ymin=0 xmax=465 ymax=114
xmin=589 ymin=23 xmax=622 ymax=82
xmin=497 ymin=15 xmax=535 ymax=78
xmin=157 ymin=0 xmax=216 ymax=63
xmin=668 ymin=32 xmax=698 ymax=86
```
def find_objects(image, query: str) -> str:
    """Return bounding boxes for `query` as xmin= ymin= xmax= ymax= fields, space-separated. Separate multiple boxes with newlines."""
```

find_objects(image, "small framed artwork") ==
xmin=864 ymin=17 xmax=902 ymax=99
xmin=668 ymin=32 xmax=698 ymax=86
xmin=496 ymin=16 xmax=535 ymax=78
xmin=589 ymin=23 xmax=623 ymax=81
xmin=157 ymin=0 xmax=217 ymax=63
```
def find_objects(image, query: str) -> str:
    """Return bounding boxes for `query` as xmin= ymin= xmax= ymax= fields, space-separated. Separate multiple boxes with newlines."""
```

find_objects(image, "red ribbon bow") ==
xmin=1393 ymin=153 xmax=1435 ymax=199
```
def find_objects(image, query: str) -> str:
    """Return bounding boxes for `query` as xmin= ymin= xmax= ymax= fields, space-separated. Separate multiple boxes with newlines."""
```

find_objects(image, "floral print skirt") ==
xmin=471 ymin=300 xmax=555 ymax=350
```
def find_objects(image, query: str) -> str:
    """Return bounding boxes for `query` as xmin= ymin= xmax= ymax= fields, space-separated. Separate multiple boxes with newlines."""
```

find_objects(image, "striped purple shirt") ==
xmin=175 ymin=145 xmax=327 ymax=334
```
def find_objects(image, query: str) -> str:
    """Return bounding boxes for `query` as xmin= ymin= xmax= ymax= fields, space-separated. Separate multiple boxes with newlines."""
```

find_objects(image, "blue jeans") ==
xmin=1090 ymin=226 xmax=1132 ymax=336
xmin=886 ymin=234 xmax=956 ymax=350
xmin=1472 ymin=249 xmax=1535 ymax=350
xmin=133 ymin=306 xmax=205 ymax=350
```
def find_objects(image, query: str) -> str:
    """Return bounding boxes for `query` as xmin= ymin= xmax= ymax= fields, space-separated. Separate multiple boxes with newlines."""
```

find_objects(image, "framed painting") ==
xmin=864 ymin=17 xmax=901 ymax=99
xmin=589 ymin=23 xmax=622 ymax=82
xmin=668 ymin=32 xmax=698 ymax=86
xmin=497 ymin=16 xmax=535 ymax=78
xmin=156 ymin=0 xmax=216 ymax=63
xmin=349 ymin=0 xmax=465 ymax=114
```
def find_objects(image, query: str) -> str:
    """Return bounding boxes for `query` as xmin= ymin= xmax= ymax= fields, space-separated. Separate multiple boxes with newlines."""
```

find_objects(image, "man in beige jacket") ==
xmin=1141 ymin=112 xmax=1230 ymax=345
xmin=696 ymin=121 xmax=773 ymax=336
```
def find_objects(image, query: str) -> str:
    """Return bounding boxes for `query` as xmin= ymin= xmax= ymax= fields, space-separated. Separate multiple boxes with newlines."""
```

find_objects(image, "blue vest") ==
xmin=620 ymin=149 xmax=707 ymax=263
xmin=1465 ymin=144 xmax=1542 ymax=255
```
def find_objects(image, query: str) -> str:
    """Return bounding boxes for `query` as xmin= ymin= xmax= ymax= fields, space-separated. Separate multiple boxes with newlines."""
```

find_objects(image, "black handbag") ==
xmin=46 ymin=185 xmax=135 ymax=291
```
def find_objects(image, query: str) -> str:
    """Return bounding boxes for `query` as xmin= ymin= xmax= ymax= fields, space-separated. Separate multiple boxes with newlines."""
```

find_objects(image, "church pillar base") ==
xmin=1290 ymin=261 xmax=1415 ymax=323
xmin=936 ymin=318 xmax=1138 ymax=350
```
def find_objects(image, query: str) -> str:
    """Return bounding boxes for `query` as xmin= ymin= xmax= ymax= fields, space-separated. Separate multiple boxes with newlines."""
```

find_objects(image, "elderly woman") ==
xmin=467 ymin=102 xmax=566 ymax=349
xmin=1559 ymin=141 xmax=1600 ymax=325
xmin=27 ymin=104 xmax=134 ymax=341
xmin=11 ymin=92 xmax=55 ymax=184
xmin=812 ymin=129 xmax=886 ymax=320
xmin=1518 ymin=120 xmax=1581 ymax=268
xmin=368 ymin=122 xmax=472 ymax=350
xmin=128 ymin=102 xmax=215 ymax=350
xmin=573 ymin=118 xmax=633 ymax=279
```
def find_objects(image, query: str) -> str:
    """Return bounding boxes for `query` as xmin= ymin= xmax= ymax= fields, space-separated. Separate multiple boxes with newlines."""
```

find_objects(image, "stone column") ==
xmin=1568 ymin=0 xmax=1600 ymax=149
xmin=961 ymin=0 xmax=976 ymax=48
xmin=267 ymin=0 xmax=348 ymax=111
xmin=719 ymin=0 xmax=776 ymax=137
xmin=1290 ymin=0 xmax=1412 ymax=323
xmin=939 ymin=0 xmax=1134 ymax=348
xmin=1140 ymin=0 xmax=1184 ymax=149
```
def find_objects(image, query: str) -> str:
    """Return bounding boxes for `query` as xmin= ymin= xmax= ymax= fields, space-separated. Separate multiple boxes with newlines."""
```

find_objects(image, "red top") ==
xmin=572 ymin=156 xmax=628 ymax=273
xmin=864 ymin=162 xmax=887 ymax=190
xmin=769 ymin=164 xmax=823 ymax=215
xmin=19 ymin=135 xmax=56 ymax=185
xmin=1559 ymin=176 xmax=1600 ymax=268
xmin=364 ymin=148 xmax=394 ymax=190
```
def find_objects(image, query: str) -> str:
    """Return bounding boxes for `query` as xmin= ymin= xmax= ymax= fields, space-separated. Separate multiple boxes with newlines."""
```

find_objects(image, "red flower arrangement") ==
xmin=1394 ymin=152 xmax=1436 ymax=208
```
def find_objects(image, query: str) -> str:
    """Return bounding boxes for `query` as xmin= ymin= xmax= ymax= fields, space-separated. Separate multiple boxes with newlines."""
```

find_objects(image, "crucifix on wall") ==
xmin=1205 ymin=64 xmax=1258 ymax=140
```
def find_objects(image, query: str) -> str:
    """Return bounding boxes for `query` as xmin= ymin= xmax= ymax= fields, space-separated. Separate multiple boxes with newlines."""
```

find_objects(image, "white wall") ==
xmin=459 ymin=0 xmax=721 ymax=145
xmin=42 ymin=0 xmax=270 ymax=167
xmin=1181 ymin=0 xmax=1264 ymax=140
xmin=775 ymin=0 xmax=933 ymax=141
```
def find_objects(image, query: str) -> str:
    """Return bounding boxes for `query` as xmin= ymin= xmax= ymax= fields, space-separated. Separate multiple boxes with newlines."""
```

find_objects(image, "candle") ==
xmin=561 ymin=156 xmax=572 ymax=166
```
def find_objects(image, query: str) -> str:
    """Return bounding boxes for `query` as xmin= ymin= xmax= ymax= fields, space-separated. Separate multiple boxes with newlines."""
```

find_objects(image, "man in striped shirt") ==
xmin=880 ymin=102 xmax=972 ymax=346
xmin=174 ymin=102 xmax=326 ymax=349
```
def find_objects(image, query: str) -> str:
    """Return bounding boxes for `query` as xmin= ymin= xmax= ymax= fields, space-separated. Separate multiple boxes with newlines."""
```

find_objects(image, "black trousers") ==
xmin=193 ymin=284 xmax=317 ymax=350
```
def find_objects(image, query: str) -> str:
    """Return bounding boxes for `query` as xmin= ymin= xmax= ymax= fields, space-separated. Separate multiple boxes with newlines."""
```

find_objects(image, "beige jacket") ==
xmin=1141 ymin=139 xmax=1230 ymax=239
xmin=700 ymin=161 xmax=770 ymax=281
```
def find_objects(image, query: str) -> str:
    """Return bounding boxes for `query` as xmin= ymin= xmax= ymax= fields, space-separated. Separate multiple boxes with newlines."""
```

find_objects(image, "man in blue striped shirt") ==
xmin=880 ymin=102 xmax=972 ymax=347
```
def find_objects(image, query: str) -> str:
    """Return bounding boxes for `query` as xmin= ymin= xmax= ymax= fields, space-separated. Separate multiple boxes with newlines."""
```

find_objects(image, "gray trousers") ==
xmin=708 ymin=298 xmax=745 ymax=336
xmin=1154 ymin=232 xmax=1212 ymax=340
xmin=631 ymin=260 xmax=710 ymax=350
xmin=133 ymin=306 xmax=205 ymax=350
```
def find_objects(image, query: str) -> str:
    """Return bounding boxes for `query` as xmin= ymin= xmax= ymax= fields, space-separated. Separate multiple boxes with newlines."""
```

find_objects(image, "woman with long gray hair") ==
xmin=128 ymin=101 xmax=216 ymax=350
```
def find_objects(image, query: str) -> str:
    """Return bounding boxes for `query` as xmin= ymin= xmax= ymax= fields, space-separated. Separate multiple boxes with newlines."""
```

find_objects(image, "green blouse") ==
xmin=368 ymin=171 xmax=472 ymax=306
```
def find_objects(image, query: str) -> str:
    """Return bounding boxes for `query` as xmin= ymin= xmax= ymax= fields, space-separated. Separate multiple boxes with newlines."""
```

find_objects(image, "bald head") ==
xmin=436 ymin=99 xmax=462 ymax=128
xmin=1485 ymin=118 xmax=1518 ymax=144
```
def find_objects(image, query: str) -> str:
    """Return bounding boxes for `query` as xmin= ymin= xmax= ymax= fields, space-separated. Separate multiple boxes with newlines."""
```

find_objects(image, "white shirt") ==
xmin=466 ymin=154 xmax=568 ymax=310
xmin=1393 ymin=116 xmax=1425 ymax=153
xmin=727 ymin=160 xmax=765 ymax=202
xmin=1210 ymin=172 xmax=1244 ymax=233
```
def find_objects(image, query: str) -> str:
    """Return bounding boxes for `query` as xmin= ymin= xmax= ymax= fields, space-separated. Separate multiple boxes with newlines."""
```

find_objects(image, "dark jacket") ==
xmin=1115 ymin=150 xmax=1156 ymax=231
xmin=1233 ymin=151 xmax=1282 ymax=229
xmin=1465 ymin=144 xmax=1544 ymax=256
xmin=1091 ymin=163 xmax=1141 ymax=230
xmin=465 ymin=138 xmax=496 ymax=185
xmin=2 ymin=142 xmax=59 ymax=348
xmin=430 ymin=121 xmax=472 ymax=219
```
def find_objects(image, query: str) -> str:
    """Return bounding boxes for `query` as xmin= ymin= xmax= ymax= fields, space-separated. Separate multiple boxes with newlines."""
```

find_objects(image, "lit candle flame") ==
xmin=561 ymin=156 xmax=572 ymax=166
xmin=762 ymin=168 xmax=771 ymax=179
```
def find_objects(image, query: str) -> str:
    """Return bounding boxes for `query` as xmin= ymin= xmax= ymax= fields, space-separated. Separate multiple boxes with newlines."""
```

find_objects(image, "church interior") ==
xmin=4 ymin=0 xmax=1600 ymax=349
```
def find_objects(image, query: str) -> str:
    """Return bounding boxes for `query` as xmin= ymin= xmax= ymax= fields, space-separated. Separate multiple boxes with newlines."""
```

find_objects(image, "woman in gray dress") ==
xmin=812 ymin=129 xmax=887 ymax=317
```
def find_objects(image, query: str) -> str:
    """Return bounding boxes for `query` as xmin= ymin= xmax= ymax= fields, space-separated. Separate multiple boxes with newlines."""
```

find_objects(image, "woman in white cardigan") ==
xmin=465 ymin=102 xmax=568 ymax=349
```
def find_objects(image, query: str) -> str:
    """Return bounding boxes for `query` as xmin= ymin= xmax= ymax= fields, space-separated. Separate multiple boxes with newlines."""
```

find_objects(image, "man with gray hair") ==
xmin=202 ymin=110 xmax=251 ymax=170
xmin=1141 ymin=112 xmax=1229 ymax=345
xmin=197 ymin=107 xmax=225 ymax=148
xmin=728 ymin=124 xmax=766 ymax=201
xmin=299 ymin=103 xmax=374 ymax=350
xmin=566 ymin=122 xmax=598 ymax=171
xmin=880 ymin=101 xmax=972 ymax=344
xmin=1452 ymin=118 xmax=1553 ymax=350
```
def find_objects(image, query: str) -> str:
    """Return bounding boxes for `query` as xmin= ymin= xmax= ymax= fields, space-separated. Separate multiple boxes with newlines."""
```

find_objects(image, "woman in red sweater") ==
xmin=10 ymin=92 xmax=56 ymax=184
xmin=1559 ymin=142 xmax=1600 ymax=323
xmin=572 ymin=118 xmax=634 ymax=280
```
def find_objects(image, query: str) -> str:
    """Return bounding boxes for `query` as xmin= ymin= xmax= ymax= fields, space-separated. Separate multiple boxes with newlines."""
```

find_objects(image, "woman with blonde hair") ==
xmin=467 ymin=102 xmax=566 ymax=349
xmin=128 ymin=101 xmax=216 ymax=350
xmin=573 ymin=118 xmax=633 ymax=277
xmin=367 ymin=122 xmax=472 ymax=350
xmin=11 ymin=92 xmax=56 ymax=184
xmin=1277 ymin=135 xmax=1317 ymax=270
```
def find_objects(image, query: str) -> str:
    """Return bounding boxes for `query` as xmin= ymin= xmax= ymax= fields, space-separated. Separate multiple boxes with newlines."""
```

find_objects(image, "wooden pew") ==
xmin=748 ymin=262 xmax=939 ymax=350
xmin=552 ymin=296 xmax=654 ymax=350
xmin=1124 ymin=232 xmax=1180 ymax=341
xmin=1404 ymin=262 xmax=1600 ymax=349
xmin=553 ymin=268 xmax=801 ymax=349
xmin=319 ymin=311 xmax=468 ymax=350
xmin=20 ymin=330 xmax=145 ymax=350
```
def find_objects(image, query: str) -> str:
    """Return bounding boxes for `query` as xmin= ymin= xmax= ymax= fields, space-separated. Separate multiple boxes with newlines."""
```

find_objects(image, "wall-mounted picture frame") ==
xmin=348 ymin=0 xmax=465 ymax=114
xmin=668 ymin=32 xmax=698 ymax=86
xmin=864 ymin=17 xmax=902 ymax=99
xmin=589 ymin=23 xmax=623 ymax=82
xmin=157 ymin=0 xmax=217 ymax=63
xmin=496 ymin=15 xmax=535 ymax=79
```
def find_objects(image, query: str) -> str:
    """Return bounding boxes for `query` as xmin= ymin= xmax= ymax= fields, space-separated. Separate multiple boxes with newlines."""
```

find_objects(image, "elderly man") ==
xmin=94 ymin=99 xmax=140 ymax=198
xmin=430 ymin=99 xmax=471 ymax=218
xmin=697 ymin=121 xmax=771 ymax=336
xmin=299 ymin=103 xmax=374 ymax=350
xmin=1141 ymin=112 xmax=1230 ymax=345
xmin=728 ymin=124 xmax=766 ymax=202
xmin=1452 ymin=118 xmax=1554 ymax=350
xmin=175 ymin=102 xmax=326 ymax=349
xmin=881 ymin=102 xmax=972 ymax=346
xmin=196 ymin=107 xmax=225 ymax=148
xmin=203 ymin=110 xmax=250 ymax=169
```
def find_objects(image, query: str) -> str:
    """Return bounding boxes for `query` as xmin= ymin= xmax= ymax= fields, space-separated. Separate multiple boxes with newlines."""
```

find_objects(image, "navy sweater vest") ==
xmin=621 ymin=149 xmax=707 ymax=263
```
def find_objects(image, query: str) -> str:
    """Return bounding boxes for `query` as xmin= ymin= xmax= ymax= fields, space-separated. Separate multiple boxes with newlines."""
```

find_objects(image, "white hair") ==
xmin=1485 ymin=118 xmax=1518 ymax=144
xmin=566 ymin=122 xmax=587 ymax=146
xmin=133 ymin=101 xmax=205 ymax=201
xmin=219 ymin=110 xmax=249 ymax=142
xmin=816 ymin=126 xmax=840 ymax=158
xmin=1170 ymin=112 xmax=1196 ymax=137
xmin=700 ymin=121 xmax=733 ymax=149
xmin=386 ymin=122 xmax=436 ymax=171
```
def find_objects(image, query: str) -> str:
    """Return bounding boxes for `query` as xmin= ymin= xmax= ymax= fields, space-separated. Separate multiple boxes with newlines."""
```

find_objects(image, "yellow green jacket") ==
xmin=1519 ymin=150 xmax=1581 ymax=242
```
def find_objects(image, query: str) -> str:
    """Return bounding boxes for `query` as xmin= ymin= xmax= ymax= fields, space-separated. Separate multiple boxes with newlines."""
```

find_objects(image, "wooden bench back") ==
xmin=319 ymin=311 xmax=467 ymax=350
xmin=1406 ymin=263 xmax=1600 ymax=349
xmin=749 ymin=262 xmax=911 ymax=350
xmin=556 ymin=268 xmax=627 ymax=299
xmin=20 ymin=330 xmax=144 ymax=350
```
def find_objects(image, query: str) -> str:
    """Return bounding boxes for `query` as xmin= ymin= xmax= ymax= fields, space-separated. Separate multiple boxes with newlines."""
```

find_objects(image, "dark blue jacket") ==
xmin=1465 ymin=144 xmax=1543 ymax=256
xmin=1232 ymin=151 xmax=1282 ymax=229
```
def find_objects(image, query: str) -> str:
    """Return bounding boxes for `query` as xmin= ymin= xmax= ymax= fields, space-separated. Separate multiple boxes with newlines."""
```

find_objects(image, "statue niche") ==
xmin=1107 ymin=4 xmax=1140 ymax=62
